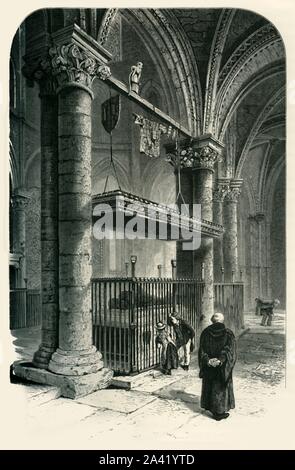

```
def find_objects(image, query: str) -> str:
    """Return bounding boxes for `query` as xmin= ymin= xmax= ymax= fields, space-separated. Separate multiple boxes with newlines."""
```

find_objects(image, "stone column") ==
xmin=47 ymin=37 xmax=113 ymax=385
xmin=33 ymin=77 xmax=59 ymax=369
xmin=213 ymin=179 xmax=230 ymax=282
xmin=14 ymin=26 xmax=113 ymax=398
xmin=223 ymin=179 xmax=243 ymax=282
xmin=255 ymin=213 xmax=265 ymax=297
xmin=165 ymin=137 xmax=222 ymax=326
xmin=265 ymin=219 xmax=272 ymax=297
xmin=191 ymin=144 xmax=220 ymax=326
xmin=11 ymin=190 xmax=30 ymax=288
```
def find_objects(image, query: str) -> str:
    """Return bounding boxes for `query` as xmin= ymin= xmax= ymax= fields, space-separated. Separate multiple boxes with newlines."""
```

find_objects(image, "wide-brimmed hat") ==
xmin=156 ymin=321 xmax=166 ymax=330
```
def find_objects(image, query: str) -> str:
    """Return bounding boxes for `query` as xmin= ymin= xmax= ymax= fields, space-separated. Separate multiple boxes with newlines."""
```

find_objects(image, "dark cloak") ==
xmin=198 ymin=322 xmax=237 ymax=415
xmin=156 ymin=333 xmax=179 ymax=372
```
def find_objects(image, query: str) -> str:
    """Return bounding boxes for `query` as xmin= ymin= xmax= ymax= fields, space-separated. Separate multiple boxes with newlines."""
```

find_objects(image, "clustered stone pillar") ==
xmin=223 ymin=179 xmax=243 ymax=282
xmin=33 ymin=80 xmax=59 ymax=369
xmin=14 ymin=26 xmax=113 ymax=398
xmin=11 ymin=190 xmax=30 ymax=288
xmin=166 ymin=139 xmax=222 ymax=327
xmin=213 ymin=179 xmax=229 ymax=282
xmin=192 ymin=145 xmax=220 ymax=326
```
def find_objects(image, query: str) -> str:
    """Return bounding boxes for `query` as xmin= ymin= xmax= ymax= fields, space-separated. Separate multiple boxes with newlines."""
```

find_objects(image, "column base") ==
xmin=48 ymin=346 xmax=104 ymax=376
xmin=33 ymin=345 xmax=56 ymax=369
xmin=12 ymin=360 xmax=113 ymax=399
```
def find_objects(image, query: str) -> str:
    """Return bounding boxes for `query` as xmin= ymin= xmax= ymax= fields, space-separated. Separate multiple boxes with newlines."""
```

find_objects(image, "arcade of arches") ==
xmin=9 ymin=8 xmax=286 ymax=396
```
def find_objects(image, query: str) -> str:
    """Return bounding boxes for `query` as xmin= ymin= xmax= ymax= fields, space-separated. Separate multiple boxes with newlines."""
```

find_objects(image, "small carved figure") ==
xmin=129 ymin=62 xmax=143 ymax=94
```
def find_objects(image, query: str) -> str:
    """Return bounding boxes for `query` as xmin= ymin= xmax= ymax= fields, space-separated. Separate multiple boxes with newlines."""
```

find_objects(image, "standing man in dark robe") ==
xmin=198 ymin=312 xmax=237 ymax=421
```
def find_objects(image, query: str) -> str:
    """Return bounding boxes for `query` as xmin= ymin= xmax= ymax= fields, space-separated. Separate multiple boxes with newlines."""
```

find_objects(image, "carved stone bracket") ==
xmin=249 ymin=212 xmax=265 ymax=224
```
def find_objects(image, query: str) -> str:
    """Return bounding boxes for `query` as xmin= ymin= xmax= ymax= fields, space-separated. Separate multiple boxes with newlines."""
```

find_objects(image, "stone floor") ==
xmin=5 ymin=312 xmax=288 ymax=449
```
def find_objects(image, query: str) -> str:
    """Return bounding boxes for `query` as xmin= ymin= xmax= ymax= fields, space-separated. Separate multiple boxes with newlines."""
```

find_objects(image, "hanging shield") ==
xmin=101 ymin=95 xmax=121 ymax=134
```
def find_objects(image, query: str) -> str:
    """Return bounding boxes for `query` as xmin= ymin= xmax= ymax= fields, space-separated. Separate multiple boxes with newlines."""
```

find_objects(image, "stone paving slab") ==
xmin=76 ymin=389 xmax=158 ymax=414
xmin=133 ymin=368 xmax=191 ymax=394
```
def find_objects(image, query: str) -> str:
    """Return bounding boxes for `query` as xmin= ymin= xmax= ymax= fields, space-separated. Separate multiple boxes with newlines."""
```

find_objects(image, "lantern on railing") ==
xmin=130 ymin=255 xmax=137 ymax=278
xmin=171 ymin=259 xmax=177 ymax=280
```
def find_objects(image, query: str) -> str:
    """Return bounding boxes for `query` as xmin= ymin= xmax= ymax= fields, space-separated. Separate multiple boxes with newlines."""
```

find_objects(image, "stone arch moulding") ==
xmin=218 ymin=62 xmax=285 ymax=145
xmin=203 ymin=8 xmax=236 ymax=135
xmin=235 ymin=86 xmax=285 ymax=178
xmin=214 ymin=31 xmax=285 ymax=139
xmin=140 ymin=79 xmax=165 ymax=110
xmin=24 ymin=148 xmax=41 ymax=188
xmin=240 ymin=177 xmax=257 ymax=217
xmin=92 ymin=156 xmax=131 ymax=194
xmin=146 ymin=164 xmax=176 ymax=205
xmin=9 ymin=141 xmax=19 ymax=190
xmin=97 ymin=8 xmax=202 ymax=136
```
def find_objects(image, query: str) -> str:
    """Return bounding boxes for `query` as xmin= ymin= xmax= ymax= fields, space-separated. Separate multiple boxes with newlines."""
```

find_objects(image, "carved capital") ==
xmin=193 ymin=146 xmax=220 ymax=171
xmin=23 ymin=56 xmax=57 ymax=96
xmin=224 ymin=187 xmax=241 ymax=203
xmin=166 ymin=145 xmax=221 ymax=171
xmin=224 ymin=179 xmax=243 ymax=203
xmin=11 ymin=192 xmax=30 ymax=211
xmin=49 ymin=43 xmax=111 ymax=94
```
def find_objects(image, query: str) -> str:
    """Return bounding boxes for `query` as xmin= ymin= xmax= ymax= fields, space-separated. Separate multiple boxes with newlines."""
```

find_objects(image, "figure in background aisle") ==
xmin=155 ymin=321 xmax=178 ymax=375
xmin=198 ymin=312 xmax=236 ymax=421
xmin=256 ymin=298 xmax=280 ymax=326
xmin=168 ymin=313 xmax=195 ymax=371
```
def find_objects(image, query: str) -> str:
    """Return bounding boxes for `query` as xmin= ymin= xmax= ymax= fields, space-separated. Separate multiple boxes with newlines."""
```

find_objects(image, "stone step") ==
xmin=111 ymin=367 xmax=194 ymax=392
xmin=111 ymin=369 xmax=162 ymax=390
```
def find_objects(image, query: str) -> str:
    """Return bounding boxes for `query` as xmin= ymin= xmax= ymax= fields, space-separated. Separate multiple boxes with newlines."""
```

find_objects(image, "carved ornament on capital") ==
xmin=49 ymin=43 xmax=111 ymax=93
xmin=224 ymin=180 xmax=243 ymax=204
xmin=213 ymin=179 xmax=230 ymax=203
xmin=166 ymin=145 xmax=221 ymax=172
xmin=11 ymin=192 xmax=30 ymax=211
xmin=23 ymin=27 xmax=112 ymax=96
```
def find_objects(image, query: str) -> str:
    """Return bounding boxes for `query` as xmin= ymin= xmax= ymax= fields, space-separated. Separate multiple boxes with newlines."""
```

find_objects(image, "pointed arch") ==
xmin=97 ymin=8 xmax=202 ymax=136
xmin=203 ymin=9 xmax=236 ymax=134
xmin=236 ymin=86 xmax=285 ymax=177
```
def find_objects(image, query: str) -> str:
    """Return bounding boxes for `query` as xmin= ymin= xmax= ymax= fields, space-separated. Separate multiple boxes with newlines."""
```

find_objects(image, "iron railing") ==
xmin=9 ymin=280 xmax=244 ymax=376
xmin=9 ymin=289 xmax=41 ymax=329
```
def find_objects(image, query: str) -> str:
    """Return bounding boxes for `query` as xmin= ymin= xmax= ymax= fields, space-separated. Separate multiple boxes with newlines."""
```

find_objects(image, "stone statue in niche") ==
xmin=129 ymin=62 xmax=143 ymax=94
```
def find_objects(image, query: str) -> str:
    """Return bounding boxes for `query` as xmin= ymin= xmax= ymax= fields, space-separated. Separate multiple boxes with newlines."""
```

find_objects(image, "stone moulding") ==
xmin=23 ymin=23 xmax=113 ymax=94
